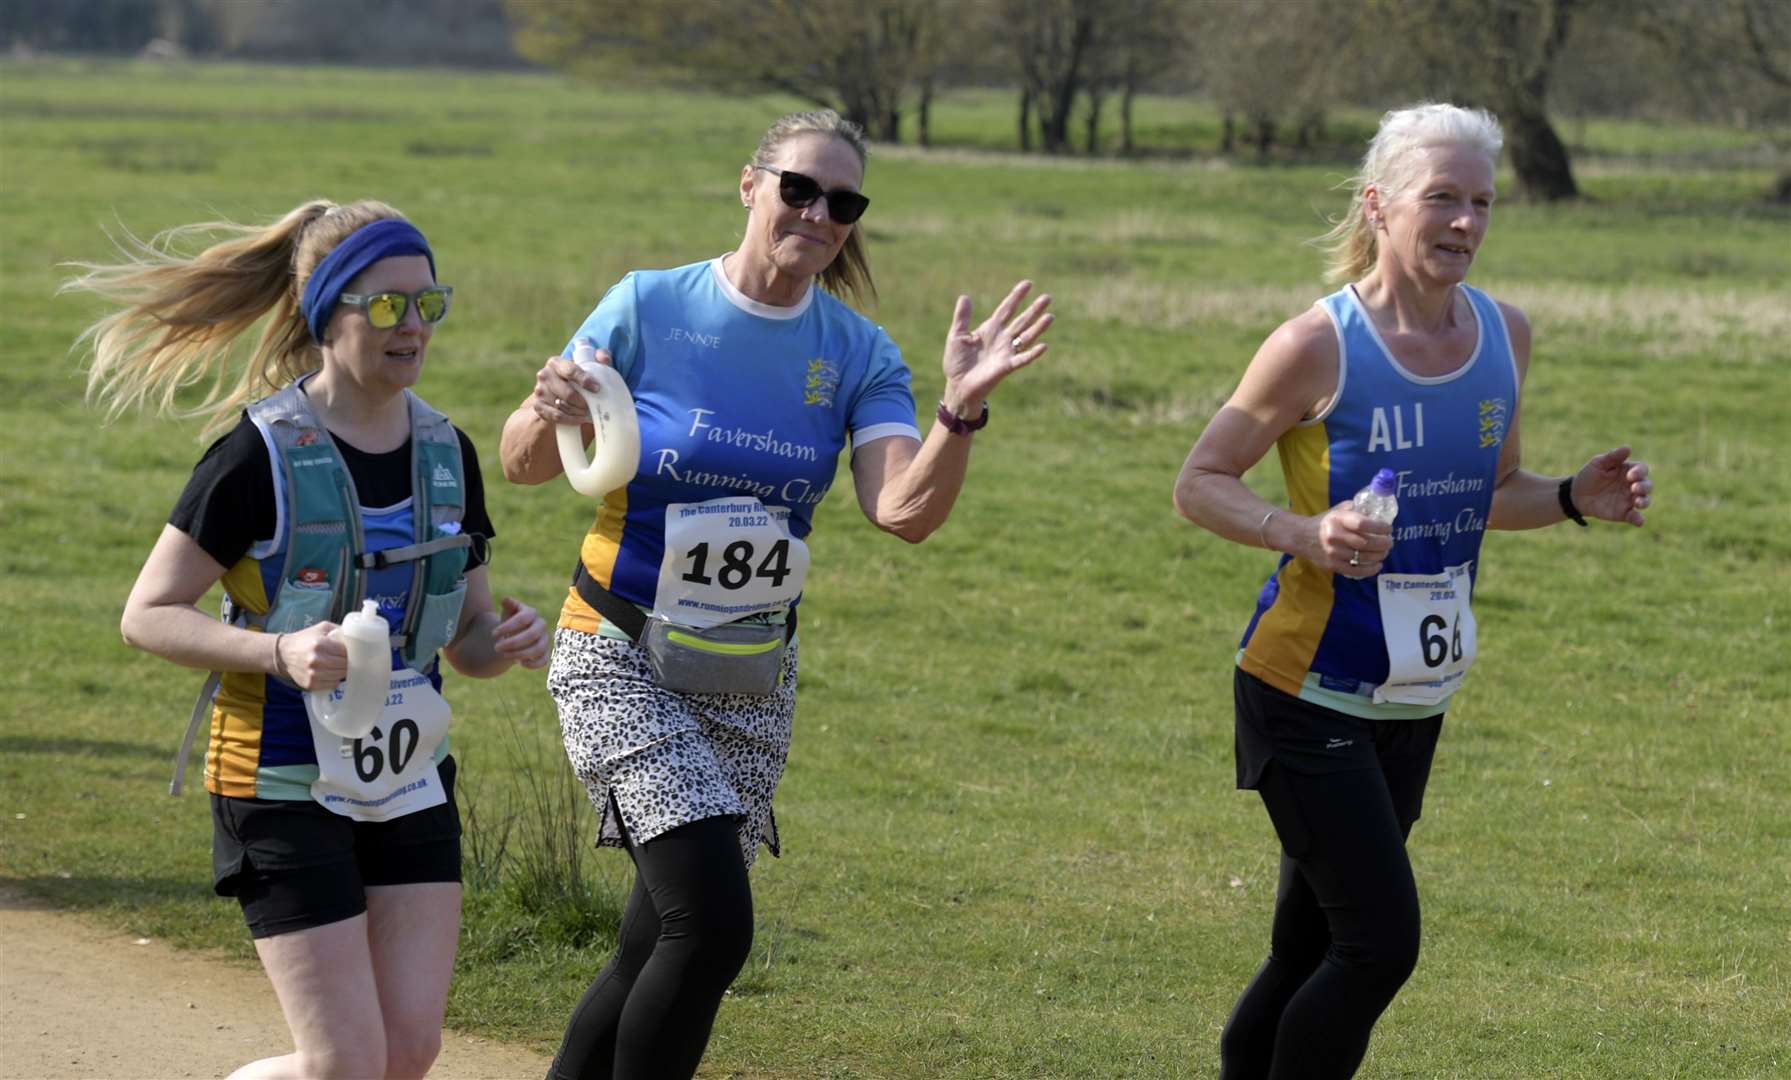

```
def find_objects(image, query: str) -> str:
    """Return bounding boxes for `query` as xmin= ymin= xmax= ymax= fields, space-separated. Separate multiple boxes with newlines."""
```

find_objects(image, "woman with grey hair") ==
xmin=501 ymin=109 xmax=1052 ymax=1079
xmin=1172 ymin=103 xmax=1651 ymax=1077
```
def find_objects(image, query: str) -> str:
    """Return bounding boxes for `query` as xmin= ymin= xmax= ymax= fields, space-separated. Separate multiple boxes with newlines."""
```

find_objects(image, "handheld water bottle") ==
xmin=1351 ymin=468 xmax=1400 ymax=525
xmin=556 ymin=339 xmax=640 ymax=498
xmin=307 ymin=600 xmax=391 ymax=739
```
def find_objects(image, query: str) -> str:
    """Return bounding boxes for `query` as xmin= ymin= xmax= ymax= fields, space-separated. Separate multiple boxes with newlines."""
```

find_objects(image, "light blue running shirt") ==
xmin=559 ymin=257 xmax=921 ymax=636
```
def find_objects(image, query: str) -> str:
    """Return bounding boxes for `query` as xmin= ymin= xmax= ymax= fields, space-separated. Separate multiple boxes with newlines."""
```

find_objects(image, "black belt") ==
xmin=570 ymin=561 xmax=795 ymax=643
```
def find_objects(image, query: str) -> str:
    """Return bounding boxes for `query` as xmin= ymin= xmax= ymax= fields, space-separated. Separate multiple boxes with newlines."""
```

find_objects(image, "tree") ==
xmin=1372 ymin=0 xmax=1584 ymax=201
xmin=897 ymin=0 xmax=979 ymax=147
xmin=1062 ymin=0 xmax=1194 ymax=156
xmin=1108 ymin=0 xmax=1195 ymax=156
xmin=1629 ymin=0 xmax=1791 ymax=201
xmin=1484 ymin=0 xmax=1581 ymax=200
xmin=0 ymin=0 xmax=159 ymax=53
xmin=213 ymin=0 xmax=517 ymax=66
xmin=1198 ymin=1 xmax=1348 ymax=161
xmin=1739 ymin=0 xmax=1791 ymax=200
xmin=1740 ymin=0 xmax=1791 ymax=87
xmin=1000 ymin=0 xmax=1194 ymax=157
xmin=508 ymin=0 xmax=954 ymax=142
xmin=1005 ymin=0 xmax=1101 ymax=154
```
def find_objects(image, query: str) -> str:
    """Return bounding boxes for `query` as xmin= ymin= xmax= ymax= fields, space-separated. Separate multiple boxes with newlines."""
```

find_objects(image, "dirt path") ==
xmin=0 ymin=889 xmax=550 ymax=1080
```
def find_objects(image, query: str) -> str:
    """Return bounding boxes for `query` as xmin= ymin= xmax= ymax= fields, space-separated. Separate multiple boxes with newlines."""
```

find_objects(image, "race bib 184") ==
xmin=653 ymin=497 xmax=811 ymax=629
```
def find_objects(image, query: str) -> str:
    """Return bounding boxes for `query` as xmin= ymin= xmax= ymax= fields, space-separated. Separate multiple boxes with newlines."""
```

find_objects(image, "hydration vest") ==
xmin=170 ymin=378 xmax=472 ymax=794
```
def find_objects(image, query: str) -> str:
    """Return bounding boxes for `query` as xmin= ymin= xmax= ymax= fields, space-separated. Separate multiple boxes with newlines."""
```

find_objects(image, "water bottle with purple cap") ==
xmin=1351 ymin=467 xmax=1399 ymax=525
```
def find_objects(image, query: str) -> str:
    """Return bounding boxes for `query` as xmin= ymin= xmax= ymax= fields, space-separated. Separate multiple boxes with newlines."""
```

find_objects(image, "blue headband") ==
xmin=299 ymin=218 xmax=436 ymax=343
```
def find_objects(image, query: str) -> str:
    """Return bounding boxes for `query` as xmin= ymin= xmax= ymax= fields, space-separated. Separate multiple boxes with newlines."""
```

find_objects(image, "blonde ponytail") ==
xmin=1316 ymin=193 xmax=1378 ymax=286
xmin=66 ymin=198 xmax=406 ymax=438
xmin=823 ymin=225 xmax=877 ymax=308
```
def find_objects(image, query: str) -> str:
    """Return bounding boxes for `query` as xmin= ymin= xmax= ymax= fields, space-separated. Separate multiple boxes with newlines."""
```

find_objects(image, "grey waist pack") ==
xmin=574 ymin=562 xmax=793 ymax=697
xmin=640 ymin=617 xmax=786 ymax=696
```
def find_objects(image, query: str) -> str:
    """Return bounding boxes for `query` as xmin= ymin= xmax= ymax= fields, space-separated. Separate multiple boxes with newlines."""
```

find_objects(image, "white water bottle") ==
xmin=307 ymin=600 xmax=391 ymax=739
xmin=1352 ymin=467 xmax=1399 ymax=524
xmin=556 ymin=339 xmax=640 ymax=498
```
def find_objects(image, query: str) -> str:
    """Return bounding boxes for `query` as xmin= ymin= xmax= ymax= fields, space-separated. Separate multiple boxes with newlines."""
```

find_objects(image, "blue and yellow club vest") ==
xmin=1238 ymin=284 xmax=1519 ymax=718
xmin=191 ymin=378 xmax=471 ymax=799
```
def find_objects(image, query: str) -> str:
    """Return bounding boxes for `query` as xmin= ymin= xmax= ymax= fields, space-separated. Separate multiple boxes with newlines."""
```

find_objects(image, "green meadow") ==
xmin=2 ymin=59 xmax=1787 ymax=1077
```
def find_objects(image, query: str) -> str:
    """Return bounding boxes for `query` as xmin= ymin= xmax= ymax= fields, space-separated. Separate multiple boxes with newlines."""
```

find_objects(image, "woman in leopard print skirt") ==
xmin=500 ymin=110 xmax=1054 ymax=1080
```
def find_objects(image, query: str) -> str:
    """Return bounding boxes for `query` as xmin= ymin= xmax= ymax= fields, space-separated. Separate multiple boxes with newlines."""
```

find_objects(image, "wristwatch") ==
xmin=1557 ymin=476 xmax=1588 ymax=527
xmin=937 ymin=399 xmax=989 ymax=437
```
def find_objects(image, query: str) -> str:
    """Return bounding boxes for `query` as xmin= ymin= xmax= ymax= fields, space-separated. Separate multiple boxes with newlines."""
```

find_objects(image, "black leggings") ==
xmin=548 ymin=813 xmax=754 ymax=1080
xmin=1220 ymin=750 xmax=1436 ymax=1078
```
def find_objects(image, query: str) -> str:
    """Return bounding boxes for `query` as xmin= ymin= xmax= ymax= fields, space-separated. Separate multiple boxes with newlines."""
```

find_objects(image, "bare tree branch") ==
xmin=1741 ymin=0 xmax=1791 ymax=86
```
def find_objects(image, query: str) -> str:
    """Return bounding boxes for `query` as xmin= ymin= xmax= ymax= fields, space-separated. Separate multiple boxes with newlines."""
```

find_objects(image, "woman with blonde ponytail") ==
xmin=71 ymin=199 xmax=551 ymax=1079
xmin=1172 ymin=104 xmax=1653 ymax=1078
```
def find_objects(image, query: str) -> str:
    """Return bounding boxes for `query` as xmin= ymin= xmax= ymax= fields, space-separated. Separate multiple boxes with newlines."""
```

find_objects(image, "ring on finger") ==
xmin=1349 ymin=550 xmax=1362 ymax=567
xmin=1012 ymin=336 xmax=1024 ymax=350
xmin=553 ymin=397 xmax=563 ymax=408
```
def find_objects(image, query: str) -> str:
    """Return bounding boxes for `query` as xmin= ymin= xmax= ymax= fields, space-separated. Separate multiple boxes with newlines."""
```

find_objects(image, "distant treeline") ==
xmin=7 ymin=0 xmax=1788 ymax=201
xmin=513 ymin=0 xmax=1788 ymax=201
xmin=1 ymin=0 xmax=525 ymax=69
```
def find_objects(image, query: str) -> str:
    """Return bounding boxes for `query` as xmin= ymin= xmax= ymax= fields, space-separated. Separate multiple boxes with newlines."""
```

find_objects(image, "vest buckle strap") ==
xmin=356 ymin=533 xmax=472 ymax=570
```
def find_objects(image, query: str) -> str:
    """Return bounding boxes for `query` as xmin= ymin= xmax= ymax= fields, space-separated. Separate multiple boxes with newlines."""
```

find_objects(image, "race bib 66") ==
xmin=1373 ymin=561 xmax=1479 ymax=707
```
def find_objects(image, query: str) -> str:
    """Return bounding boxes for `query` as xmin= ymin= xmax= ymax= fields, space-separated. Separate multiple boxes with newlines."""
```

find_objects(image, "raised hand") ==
xmin=941 ymin=280 xmax=1053 ymax=409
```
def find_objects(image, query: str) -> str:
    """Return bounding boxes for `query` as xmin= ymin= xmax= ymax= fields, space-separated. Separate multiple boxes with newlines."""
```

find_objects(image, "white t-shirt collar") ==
xmin=708 ymin=255 xmax=814 ymax=321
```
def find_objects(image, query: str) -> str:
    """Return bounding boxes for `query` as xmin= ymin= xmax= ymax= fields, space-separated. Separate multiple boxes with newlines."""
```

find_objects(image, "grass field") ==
xmin=2 ymin=57 xmax=1788 ymax=1077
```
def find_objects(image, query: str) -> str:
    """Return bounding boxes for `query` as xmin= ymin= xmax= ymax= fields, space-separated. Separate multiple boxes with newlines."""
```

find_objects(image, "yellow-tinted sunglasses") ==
xmin=337 ymin=285 xmax=454 ymax=329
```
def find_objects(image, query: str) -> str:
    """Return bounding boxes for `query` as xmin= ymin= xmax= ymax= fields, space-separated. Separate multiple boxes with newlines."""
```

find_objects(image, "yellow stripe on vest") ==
xmin=561 ymin=487 xmax=632 ymax=634
xmin=1240 ymin=423 xmax=1335 ymax=696
xmin=209 ymin=555 xmax=274 ymax=797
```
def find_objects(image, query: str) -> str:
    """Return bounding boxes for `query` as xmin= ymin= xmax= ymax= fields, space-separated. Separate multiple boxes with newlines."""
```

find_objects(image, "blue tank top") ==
xmin=1238 ymin=284 xmax=1519 ymax=717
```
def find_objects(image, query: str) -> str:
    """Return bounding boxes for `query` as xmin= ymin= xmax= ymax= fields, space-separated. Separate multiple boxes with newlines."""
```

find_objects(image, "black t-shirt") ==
xmin=169 ymin=416 xmax=494 ymax=573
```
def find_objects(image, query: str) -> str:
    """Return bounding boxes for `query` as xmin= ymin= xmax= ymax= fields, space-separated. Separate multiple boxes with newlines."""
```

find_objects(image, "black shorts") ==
xmin=1234 ymin=669 xmax=1443 ymax=826
xmin=211 ymin=756 xmax=462 ymax=939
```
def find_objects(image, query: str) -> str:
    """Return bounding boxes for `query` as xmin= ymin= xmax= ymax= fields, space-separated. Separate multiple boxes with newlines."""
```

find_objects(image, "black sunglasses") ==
xmin=754 ymin=165 xmax=870 ymax=225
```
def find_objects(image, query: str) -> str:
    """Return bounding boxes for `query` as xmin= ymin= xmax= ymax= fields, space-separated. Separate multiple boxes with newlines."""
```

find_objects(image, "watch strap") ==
xmin=936 ymin=400 xmax=989 ymax=437
xmin=1557 ymin=476 xmax=1589 ymax=527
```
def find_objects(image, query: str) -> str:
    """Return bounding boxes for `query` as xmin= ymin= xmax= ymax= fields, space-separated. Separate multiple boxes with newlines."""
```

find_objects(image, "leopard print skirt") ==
xmin=547 ymin=627 xmax=797 ymax=868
